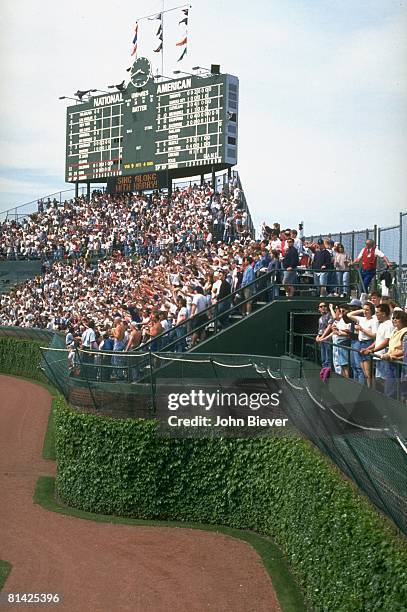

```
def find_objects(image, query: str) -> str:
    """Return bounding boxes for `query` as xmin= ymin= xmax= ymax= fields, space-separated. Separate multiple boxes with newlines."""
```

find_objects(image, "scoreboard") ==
xmin=65 ymin=61 xmax=239 ymax=186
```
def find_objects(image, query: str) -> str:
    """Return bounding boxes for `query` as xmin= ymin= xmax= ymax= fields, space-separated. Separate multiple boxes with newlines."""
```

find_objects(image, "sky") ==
xmin=0 ymin=0 xmax=406 ymax=235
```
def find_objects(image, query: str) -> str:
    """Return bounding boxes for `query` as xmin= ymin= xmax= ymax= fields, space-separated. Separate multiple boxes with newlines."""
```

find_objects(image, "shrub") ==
xmin=55 ymin=399 xmax=407 ymax=611
xmin=0 ymin=337 xmax=46 ymax=383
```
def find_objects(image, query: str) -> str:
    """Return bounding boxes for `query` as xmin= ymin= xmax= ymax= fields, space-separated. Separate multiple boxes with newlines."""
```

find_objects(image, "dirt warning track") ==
xmin=0 ymin=376 xmax=280 ymax=611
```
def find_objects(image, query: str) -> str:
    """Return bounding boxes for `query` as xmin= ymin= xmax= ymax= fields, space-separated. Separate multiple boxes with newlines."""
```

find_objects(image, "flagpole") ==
xmin=161 ymin=0 xmax=165 ymax=77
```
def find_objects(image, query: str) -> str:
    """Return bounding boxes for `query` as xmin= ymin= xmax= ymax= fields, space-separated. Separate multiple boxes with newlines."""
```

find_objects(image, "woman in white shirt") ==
xmin=326 ymin=304 xmax=352 ymax=377
xmin=347 ymin=302 xmax=378 ymax=386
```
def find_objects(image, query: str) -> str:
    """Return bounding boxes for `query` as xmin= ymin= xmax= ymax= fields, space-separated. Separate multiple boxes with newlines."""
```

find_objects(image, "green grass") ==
xmin=0 ymin=561 xmax=12 ymax=591
xmin=34 ymin=476 xmax=307 ymax=612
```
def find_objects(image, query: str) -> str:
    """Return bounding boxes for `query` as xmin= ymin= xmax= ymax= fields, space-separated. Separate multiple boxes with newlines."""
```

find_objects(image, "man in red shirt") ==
xmin=352 ymin=239 xmax=390 ymax=293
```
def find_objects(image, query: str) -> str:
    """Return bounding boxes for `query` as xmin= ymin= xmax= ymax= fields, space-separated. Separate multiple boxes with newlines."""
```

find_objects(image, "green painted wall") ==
xmin=191 ymin=298 xmax=321 ymax=357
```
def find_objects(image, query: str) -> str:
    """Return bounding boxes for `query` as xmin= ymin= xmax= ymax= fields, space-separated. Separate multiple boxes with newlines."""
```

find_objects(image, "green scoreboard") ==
xmin=65 ymin=58 xmax=239 ymax=187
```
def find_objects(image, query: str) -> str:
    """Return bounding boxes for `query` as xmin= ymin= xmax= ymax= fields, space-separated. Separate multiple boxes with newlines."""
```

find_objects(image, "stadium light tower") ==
xmin=155 ymin=74 xmax=174 ymax=81
xmin=193 ymin=64 xmax=221 ymax=75
xmin=74 ymin=89 xmax=94 ymax=101
xmin=173 ymin=69 xmax=204 ymax=78
xmin=58 ymin=95 xmax=80 ymax=103
xmin=107 ymin=80 xmax=126 ymax=92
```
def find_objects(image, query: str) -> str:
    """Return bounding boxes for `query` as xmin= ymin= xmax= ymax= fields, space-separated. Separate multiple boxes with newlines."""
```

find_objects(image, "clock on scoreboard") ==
xmin=64 ymin=58 xmax=239 ymax=187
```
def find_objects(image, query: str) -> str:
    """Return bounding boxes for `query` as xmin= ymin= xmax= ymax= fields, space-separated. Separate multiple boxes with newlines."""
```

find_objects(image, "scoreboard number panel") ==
xmin=65 ymin=60 xmax=238 ymax=185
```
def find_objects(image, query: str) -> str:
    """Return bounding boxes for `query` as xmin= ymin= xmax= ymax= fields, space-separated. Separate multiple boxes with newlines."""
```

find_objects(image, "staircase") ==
xmin=134 ymin=268 xmax=361 ymax=381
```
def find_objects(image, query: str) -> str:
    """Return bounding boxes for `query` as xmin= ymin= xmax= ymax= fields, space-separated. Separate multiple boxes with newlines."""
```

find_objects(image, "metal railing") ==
xmin=286 ymin=327 xmax=405 ymax=402
xmin=49 ymin=267 xmax=363 ymax=388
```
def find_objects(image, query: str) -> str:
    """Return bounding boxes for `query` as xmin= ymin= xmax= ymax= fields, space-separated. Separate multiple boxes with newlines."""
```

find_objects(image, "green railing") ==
xmin=40 ymin=341 xmax=301 ymax=416
xmin=285 ymin=328 xmax=405 ymax=402
xmin=39 ymin=266 xmax=362 ymax=391
xmin=125 ymin=266 xmax=364 ymax=360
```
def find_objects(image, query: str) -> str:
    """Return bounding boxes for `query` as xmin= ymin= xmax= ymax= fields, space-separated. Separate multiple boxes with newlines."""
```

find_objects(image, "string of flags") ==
xmin=129 ymin=6 xmax=190 ymax=63
xmin=176 ymin=8 xmax=188 ymax=62
xmin=153 ymin=13 xmax=163 ymax=53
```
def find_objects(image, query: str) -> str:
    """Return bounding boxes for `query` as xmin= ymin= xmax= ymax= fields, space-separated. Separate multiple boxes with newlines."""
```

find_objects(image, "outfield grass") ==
xmin=0 ymin=561 xmax=12 ymax=592
xmin=35 ymin=476 xmax=307 ymax=612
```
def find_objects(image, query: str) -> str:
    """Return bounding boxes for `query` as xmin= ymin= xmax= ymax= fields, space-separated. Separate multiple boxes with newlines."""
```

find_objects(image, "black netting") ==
xmin=281 ymin=365 xmax=407 ymax=536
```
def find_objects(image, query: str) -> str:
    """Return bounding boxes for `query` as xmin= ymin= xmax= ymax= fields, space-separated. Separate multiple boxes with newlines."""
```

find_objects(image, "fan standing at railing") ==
xmin=352 ymin=239 xmax=391 ymax=293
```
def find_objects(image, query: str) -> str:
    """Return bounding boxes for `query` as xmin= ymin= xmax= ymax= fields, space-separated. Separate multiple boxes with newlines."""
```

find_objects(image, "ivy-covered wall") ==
xmin=0 ymin=337 xmax=46 ymax=383
xmin=55 ymin=399 xmax=407 ymax=612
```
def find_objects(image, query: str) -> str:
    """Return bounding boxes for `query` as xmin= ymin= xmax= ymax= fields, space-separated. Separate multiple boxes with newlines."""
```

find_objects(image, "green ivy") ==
xmin=0 ymin=337 xmax=46 ymax=383
xmin=55 ymin=399 xmax=407 ymax=612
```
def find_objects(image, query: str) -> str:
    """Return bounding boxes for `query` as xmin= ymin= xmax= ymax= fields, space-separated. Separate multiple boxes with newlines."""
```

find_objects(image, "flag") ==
xmin=176 ymin=36 xmax=187 ymax=46
xmin=177 ymin=47 xmax=187 ymax=62
xmin=132 ymin=23 xmax=138 ymax=44
xmin=148 ymin=13 xmax=162 ymax=20
xmin=154 ymin=17 xmax=163 ymax=52
xmin=179 ymin=17 xmax=188 ymax=25
xmin=131 ymin=23 xmax=138 ymax=56
xmin=182 ymin=8 xmax=189 ymax=15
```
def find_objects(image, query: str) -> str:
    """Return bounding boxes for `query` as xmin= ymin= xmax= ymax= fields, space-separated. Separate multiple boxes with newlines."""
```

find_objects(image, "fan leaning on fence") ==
xmin=352 ymin=239 xmax=391 ymax=293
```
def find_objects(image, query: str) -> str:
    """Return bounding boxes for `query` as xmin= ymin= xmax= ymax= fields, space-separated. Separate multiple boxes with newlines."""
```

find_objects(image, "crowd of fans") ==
xmin=0 ymin=183 xmax=257 ymax=342
xmin=0 ymin=183 xmax=248 ymax=261
xmin=316 ymin=293 xmax=407 ymax=399
xmin=0 ymin=180 xmax=400 ymax=396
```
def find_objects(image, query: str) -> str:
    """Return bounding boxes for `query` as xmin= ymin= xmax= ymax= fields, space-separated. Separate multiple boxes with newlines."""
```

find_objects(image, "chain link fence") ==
xmin=305 ymin=214 xmax=406 ymax=264
xmin=306 ymin=212 xmax=407 ymax=303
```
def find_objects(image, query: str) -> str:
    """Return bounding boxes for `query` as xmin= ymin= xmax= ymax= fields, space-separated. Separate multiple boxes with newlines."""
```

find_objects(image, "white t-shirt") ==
xmin=211 ymin=279 xmax=222 ymax=301
xmin=374 ymin=319 xmax=394 ymax=355
xmin=192 ymin=293 xmax=207 ymax=314
xmin=355 ymin=316 xmax=378 ymax=342
xmin=269 ymin=239 xmax=282 ymax=251
xmin=332 ymin=318 xmax=351 ymax=343
xmin=176 ymin=306 xmax=188 ymax=325
xmin=81 ymin=328 xmax=96 ymax=348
